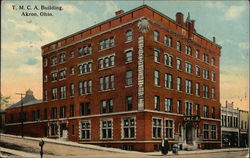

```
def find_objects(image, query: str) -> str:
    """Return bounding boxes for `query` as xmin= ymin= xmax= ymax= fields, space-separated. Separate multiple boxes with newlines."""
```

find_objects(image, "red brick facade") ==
xmin=5 ymin=5 xmax=221 ymax=152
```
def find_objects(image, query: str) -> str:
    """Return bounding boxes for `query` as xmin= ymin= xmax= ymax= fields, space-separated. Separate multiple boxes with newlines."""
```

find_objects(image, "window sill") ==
xmin=125 ymin=61 xmax=132 ymax=64
xmin=165 ymin=87 xmax=174 ymax=90
xmin=78 ymin=72 xmax=92 ymax=76
xmin=125 ymin=40 xmax=133 ymax=43
xmin=177 ymin=90 xmax=182 ymax=93
xmin=98 ymin=46 xmax=114 ymax=52
xmin=80 ymin=138 xmax=91 ymax=141
xmin=125 ymin=85 xmax=133 ymax=88
xmin=70 ymin=96 xmax=75 ymax=98
xmin=99 ymin=89 xmax=115 ymax=93
xmin=51 ymin=80 xmax=57 ymax=83
xmin=154 ymin=85 xmax=161 ymax=88
xmin=100 ymin=138 xmax=113 ymax=140
xmin=122 ymin=137 xmax=136 ymax=140
xmin=165 ymin=65 xmax=173 ymax=68
xmin=78 ymin=53 xmax=92 ymax=58
xmin=51 ymin=99 xmax=58 ymax=101
xmin=154 ymin=61 xmax=160 ymax=64
xmin=99 ymin=65 xmax=115 ymax=71
xmin=79 ymin=93 xmax=92 ymax=96
xmin=59 ymin=78 xmax=66 ymax=81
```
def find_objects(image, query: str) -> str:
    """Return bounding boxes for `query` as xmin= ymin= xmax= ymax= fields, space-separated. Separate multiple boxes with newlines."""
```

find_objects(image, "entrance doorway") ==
xmin=186 ymin=123 xmax=193 ymax=144
xmin=59 ymin=123 xmax=68 ymax=138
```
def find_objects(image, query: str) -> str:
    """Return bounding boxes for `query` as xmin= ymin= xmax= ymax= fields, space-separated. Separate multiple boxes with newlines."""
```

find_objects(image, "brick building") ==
xmin=5 ymin=5 xmax=221 ymax=152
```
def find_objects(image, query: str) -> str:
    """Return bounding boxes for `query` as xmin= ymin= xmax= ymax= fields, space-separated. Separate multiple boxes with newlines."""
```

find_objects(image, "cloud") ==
xmin=95 ymin=1 xmax=119 ymax=19
xmin=238 ymin=42 xmax=249 ymax=49
xmin=225 ymin=5 xmax=246 ymax=20
xmin=61 ymin=4 xmax=81 ymax=13
xmin=205 ymin=1 xmax=225 ymax=9
xmin=25 ymin=58 xmax=39 ymax=65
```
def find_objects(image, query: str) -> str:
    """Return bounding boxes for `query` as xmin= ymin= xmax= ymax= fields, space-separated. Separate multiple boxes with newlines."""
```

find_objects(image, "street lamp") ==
xmin=16 ymin=92 xmax=25 ymax=138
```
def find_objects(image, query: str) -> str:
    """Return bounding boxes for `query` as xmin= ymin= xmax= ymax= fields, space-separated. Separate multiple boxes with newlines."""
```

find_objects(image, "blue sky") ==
xmin=1 ymin=1 xmax=249 ymax=110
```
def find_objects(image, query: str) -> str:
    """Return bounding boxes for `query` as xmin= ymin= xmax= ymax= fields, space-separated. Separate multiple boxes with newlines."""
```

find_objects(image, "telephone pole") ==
xmin=16 ymin=92 xmax=25 ymax=137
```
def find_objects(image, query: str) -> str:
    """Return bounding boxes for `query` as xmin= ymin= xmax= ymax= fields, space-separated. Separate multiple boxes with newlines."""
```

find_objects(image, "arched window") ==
xmin=154 ymin=30 xmax=159 ymax=41
xmin=211 ymin=57 xmax=215 ymax=66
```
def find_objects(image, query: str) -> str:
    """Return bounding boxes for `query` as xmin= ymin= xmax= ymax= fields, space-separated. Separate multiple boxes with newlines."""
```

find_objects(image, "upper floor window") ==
xmin=211 ymin=57 xmax=215 ymax=66
xmin=70 ymin=67 xmax=74 ymax=75
xmin=154 ymin=49 xmax=160 ymax=62
xmin=51 ymin=56 xmax=57 ymax=65
xmin=203 ymin=105 xmax=209 ymax=118
xmin=164 ymin=35 xmax=172 ymax=47
xmin=177 ymin=41 xmax=181 ymax=52
xmin=203 ymin=69 xmax=209 ymax=79
xmin=195 ymin=50 xmax=200 ymax=58
xmin=78 ymin=61 xmax=92 ymax=75
xmin=80 ymin=102 xmax=91 ymax=115
xmin=99 ymin=54 xmax=115 ymax=69
xmin=165 ymin=73 xmax=173 ymax=89
xmin=125 ymin=96 xmax=132 ymax=111
xmin=165 ymin=98 xmax=173 ymax=112
xmin=125 ymin=50 xmax=133 ymax=63
xmin=195 ymin=65 xmax=200 ymax=76
xmin=177 ymin=100 xmax=182 ymax=114
xmin=154 ymin=70 xmax=160 ymax=86
xmin=154 ymin=31 xmax=159 ymax=41
xmin=70 ymin=83 xmax=74 ymax=96
xmin=79 ymin=80 xmax=92 ymax=95
xmin=203 ymin=54 xmax=209 ymax=63
xmin=212 ymin=72 xmax=216 ymax=81
xmin=196 ymin=104 xmax=200 ymax=115
xmin=60 ymin=86 xmax=66 ymax=98
xmin=212 ymin=107 xmax=216 ymax=119
xmin=79 ymin=45 xmax=92 ymax=57
xmin=177 ymin=77 xmax=182 ymax=91
xmin=60 ymin=53 xmax=66 ymax=63
xmin=99 ymin=75 xmax=115 ymax=91
xmin=185 ymin=80 xmax=192 ymax=94
xmin=70 ymin=51 xmax=74 ymax=58
xmin=164 ymin=53 xmax=173 ymax=67
xmin=185 ymin=101 xmax=193 ymax=115
xmin=177 ymin=59 xmax=182 ymax=70
xmin=203 ymin=85 xmax=209 ymax=98
xmin=52 ymin=88 xmax=57 ymax=100
xmin=185 ymin=62 xmax=192 ymax=74
xmin=185 ymin=46 xmax=192 ymax=55
xmin=51 ymin=107 xmax=57 ymax=119
xmin=101 ymin=99 xmax=113 ymax=113
xmin=44 ymin=58 xmax=48 ymax=67
xmin=195 ymin=83 xmax=200 ymax=96
xmin=59 ymin=69 xmax=66 ymax=80
xmin=32 ymin=110 xmax=40 ymax=121
xmin=59 ymin=106 xmax=66 ymax=118
xmin=211 ymin=88 xmax=215 ymax=99
xmin=126 ymin=70 xmax=132 ymax=86
xmin=125 ymin=30 xmax=132 ymax=42
xmin=44 ymin=90 xmax=48 ymax=101
xmin=154 ymin=96 xmax=160 ymax=111
xmin=99 ymin=37 xmax=115 ymax=50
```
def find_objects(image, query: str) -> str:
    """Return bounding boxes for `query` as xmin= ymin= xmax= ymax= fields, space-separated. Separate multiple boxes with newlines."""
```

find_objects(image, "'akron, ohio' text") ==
xmin=21 ymin=12 xmax=53 ymax=16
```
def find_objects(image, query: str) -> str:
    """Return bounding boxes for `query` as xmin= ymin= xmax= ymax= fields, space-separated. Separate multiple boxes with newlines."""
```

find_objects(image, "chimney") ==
xmin=176 ymin=12 xmax=184 ymax=25
xmin=115 ymin=10 xmax=124 ymax=16
xmin=191 ymin=20 xmax=195 ymax=31
xmin=213 ymin=36 xmax=216 ymax=43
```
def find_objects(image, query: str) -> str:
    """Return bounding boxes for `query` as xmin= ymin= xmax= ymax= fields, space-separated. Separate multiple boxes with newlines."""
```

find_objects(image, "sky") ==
xmin=1 ymin=0 xmax=249 ymax=111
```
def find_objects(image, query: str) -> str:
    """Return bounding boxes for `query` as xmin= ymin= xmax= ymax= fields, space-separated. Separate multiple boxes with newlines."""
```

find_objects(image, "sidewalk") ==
xmin=0 ymin=147 xmax=39 ymax=158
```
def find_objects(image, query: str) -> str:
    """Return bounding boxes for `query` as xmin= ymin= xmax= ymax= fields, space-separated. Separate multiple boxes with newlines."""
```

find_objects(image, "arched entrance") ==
xmin=186 ymin=122 xmax=193 ymax=145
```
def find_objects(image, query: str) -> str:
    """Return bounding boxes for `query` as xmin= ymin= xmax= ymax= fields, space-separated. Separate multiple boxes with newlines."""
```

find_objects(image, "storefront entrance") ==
xmin=186 ymin=123 xmax=193 ymax=144
xmin=59 ymin=123 xmax=68 ymax=139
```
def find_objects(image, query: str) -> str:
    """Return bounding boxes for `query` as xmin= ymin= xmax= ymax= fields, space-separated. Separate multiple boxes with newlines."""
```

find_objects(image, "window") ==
xmin=70 ymin=104 xmax=74 ymax=117
xmin=185 ymin=101 xmax=193 ymax=115
xmin=165 ymin=119 xmax=174 ymax=138
xmin=185 ymin=80 xmax=192 ymax=94
xmin=50 ymin=124 xmax=58 ymax=136
xmin=177 ymin=77 xmax=182 ymax=91
xmin=59 ymin=106 xmax=66 ymax=118
xmin=154 ymin=96 xmax=160 ymax=111
xmin=196 ymin=66 xmax=200 ymax=76
xmin=165 ymin=74 xmax=173 ymax=89
xmin=164 ymin=35 xmax=172 ymax=47
xmin=211 ymin=88 xmax=215 ymax=99
xmin=212 ymin=72 xmax=215 ymax=81
xmin=101 ymin=119 xmax=113 ymax=139
xmin=152 ymin=118 xmax=162 ymax=138
xmin=79 ymin=45 xmax=92 ymax=56
xmin=32 ymin=110 xmax=40 ymax=121
xmin=211 ymin=125 xmax=216 ymax=139
xmin=185 ymin=46 xmax=192 ymax=55
xmin=51 ymin=56 xmax=57 ymax=65
xmin=99 ymin=37 xmax=115 ymax=50
xmin=203 ymin=54 xmax=209 ymax=63
xmin=154 ymin=49 xmax=160 ymax=62
xmin=177 ymin=100 xmax=182 ymax=114
xmin=211 ymin=57 xmax=215 ymax=66
xmin=101 ymin=99 xmax=113 ymax=113
xmin=59 ymin=69 xmax=66 ymax=80
xmin=78 ymin=62 xmax=92 ymax=74
xmin=70 ymin=83 xmax=74 ymax=96
xmin=126 ymin=96 xmax=132 ymax=111
xmin=70 ymin=67 xmax=74 ymax=75
xmin=203 ymin=85 xmax=209 ymax=98
xmin=195 ymin=83 xmax=200 ymax=96
xmin=60 ymin=86 xmax=66 ymax=98
xmin=60 ymin=53 xmax=66 ymax=63
xmin=99 ymin=54 xmax=115 ymax=69
xmin=179 ymin=123 xmax=182 ymax=137
xmin=72 ymin=124 xmax=75 ymax=136
xmin=126 ymin=70 xmax=132 ymax=86
xmin=126 ymin=30 xmax=132 ymax=42
xmin=203 ymin=105 xmax=209 ymax=117
xmin=196 ymin=50 xmax=200 ymax=58
xmin=196 ymin=104 xmax=200 ymax=115
xmin=164 ymin=53 xmax=173 ymax=67
xmin=165 ymin=98 xmax=173 ymax=112
xmin=177 ymin=59 xmax=182 ymax=70
xmin=185 ymin=62 xmax=192 ymax=73
xmin=203 ymin=69 xmax=209 ymax=79
xmin=81 ymin=121 xmax=90 ymax=139
xmin=203 ymin=124 xmax=209 ymax=139
xmin=51 ymin=107 xmax=57 ymax=119
xmin=154 ymin=70 xmax=160 ymax=86
xmin=44 ymin=90 xmax=47 ymax=101
xmin=44 ymin=75 xmax=48 ymax=82
xmin=125 ymin=50 xmax=132 ymax=63
xmin=154 ymin=31 xmax=159 ymax=41
xmin=122 ymin=117 xmax=135 ymax=138
xmin=79 ymin=80 xmax=92 ymax=95
xmin=70 ymin=51 xmax=74 ymax=58
xmin=44 ymin=108 xmax=47 ymax=120
xmin=52 ymin=88 xmax=57 ymax=100
xmin=212 ymin=107 xmax=215 ymax=118
xmin=52 ymin=72 xmax=57 ymax=81
xmin=80 ymin=102 xmax=91 ymax=115
xmin=99 ymin=75 xmax=114 ymax=91
xmin=44 ymin=58 xmax=48 ymax=67
xmin=177 ymin=41 xmax=181 ymax=51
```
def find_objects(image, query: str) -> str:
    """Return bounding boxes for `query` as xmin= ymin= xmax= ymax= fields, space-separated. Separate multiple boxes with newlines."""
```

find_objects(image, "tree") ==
xmin=0 ymin=94 xmax=11 ymax=110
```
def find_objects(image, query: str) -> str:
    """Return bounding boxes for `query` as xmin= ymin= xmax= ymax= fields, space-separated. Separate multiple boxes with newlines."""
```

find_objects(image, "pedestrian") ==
xmin=172 ymin=143 xmax=179 ymax=155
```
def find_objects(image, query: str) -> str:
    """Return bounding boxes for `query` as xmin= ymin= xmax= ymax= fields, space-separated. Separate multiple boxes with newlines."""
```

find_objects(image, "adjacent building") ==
xmin=221 ymin=101 xmax=240 ymax=148
xmin=239 ymin=110 xmax=249 ymax=147
xmin=4 ymin=5 xmax=222 ymax=152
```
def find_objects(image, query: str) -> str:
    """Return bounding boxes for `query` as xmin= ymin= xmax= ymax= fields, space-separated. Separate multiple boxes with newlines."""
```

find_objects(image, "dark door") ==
xmin=186 ymin=123 xmax=193 ymax=144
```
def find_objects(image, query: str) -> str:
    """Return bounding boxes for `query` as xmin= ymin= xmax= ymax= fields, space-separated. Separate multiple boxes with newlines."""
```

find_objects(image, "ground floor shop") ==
xmin=239 ymin=133 xmax=248 ymax=147
xmin=5 ymin=111 xmax=221 ymax=152
xmin=221 ymin=131 xmax=239 ymax=148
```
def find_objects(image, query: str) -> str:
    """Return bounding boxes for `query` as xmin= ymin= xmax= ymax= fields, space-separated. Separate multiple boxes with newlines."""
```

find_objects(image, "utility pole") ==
xmin=16 ymin=92 xmax=25 ymax=138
